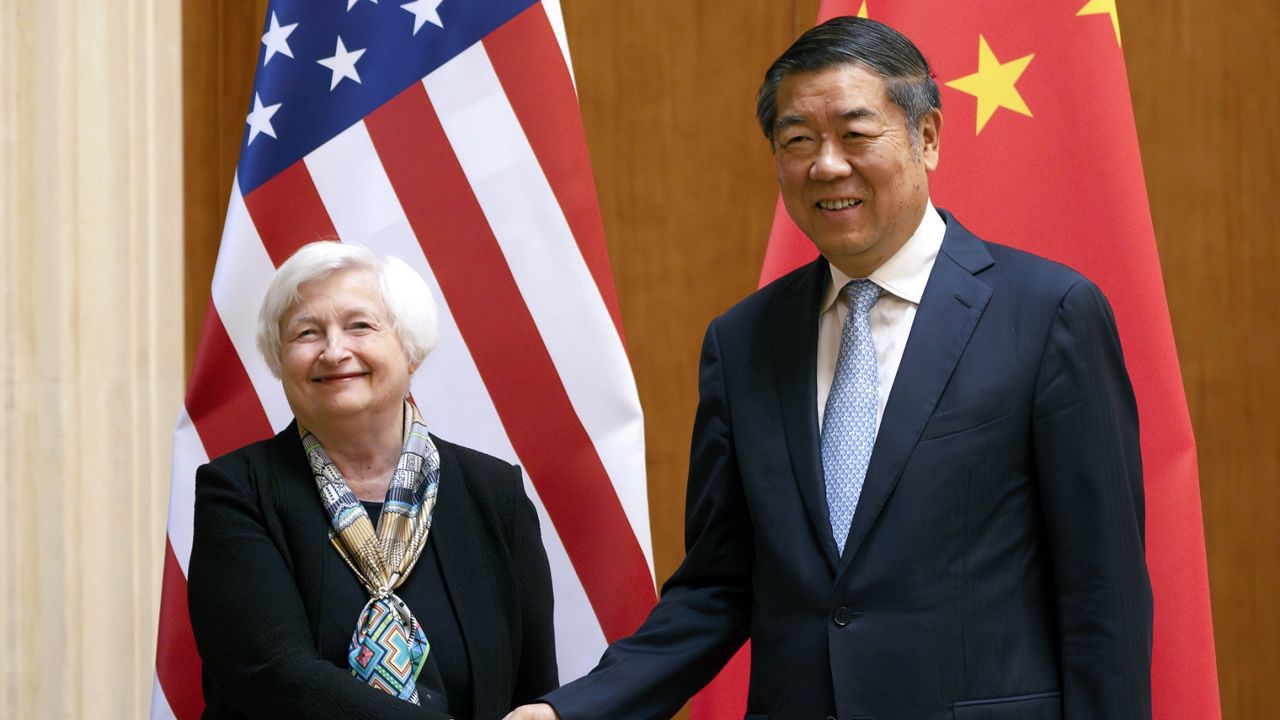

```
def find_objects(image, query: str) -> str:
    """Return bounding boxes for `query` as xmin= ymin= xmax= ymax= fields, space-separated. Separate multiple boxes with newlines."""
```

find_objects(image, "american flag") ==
xmin=151 ymin=1 xmax=656 ymax=717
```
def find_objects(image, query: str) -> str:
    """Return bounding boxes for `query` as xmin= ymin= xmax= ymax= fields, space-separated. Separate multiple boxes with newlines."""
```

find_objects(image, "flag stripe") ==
xmin=150 ymin=675 xmax=178 ymax=720
xmin=364 ymin=80 xmax=655 ymax=641
xmin=184 ymin=305 xmax=274 ymax=460
xmin=423 ymin=44 xmax=652 ymax=567
xmin=484 ymin=3 xmax=625 ymax=341
xmin=209 ymin=184 xmax=293 ymax=432
xmin=242 ymin=160 xmax=340 ymax=265
xmin=168 ymin=410 xmax=210 ymax=574
xmin=537 ymin=0 xmax=575 ymax=82
xmin=154 ymin=540 xmax=204 ymax=720
xmin=303 ymin=119 xmax=611 ymax=677
xmin=301 ymin=123 xmax=410 ymax=250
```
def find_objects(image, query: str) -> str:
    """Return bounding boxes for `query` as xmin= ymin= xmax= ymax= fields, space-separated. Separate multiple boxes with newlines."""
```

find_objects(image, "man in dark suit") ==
xmin=509 ymin=15 xmax=1152 ymax=720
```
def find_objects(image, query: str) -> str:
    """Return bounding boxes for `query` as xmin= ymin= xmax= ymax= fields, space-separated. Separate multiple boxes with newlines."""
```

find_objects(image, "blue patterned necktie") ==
xmin=821 ymin=279 xmax=882 ymax=556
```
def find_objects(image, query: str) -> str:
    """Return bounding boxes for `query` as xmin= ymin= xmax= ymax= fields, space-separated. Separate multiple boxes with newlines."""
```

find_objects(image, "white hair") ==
xmin=255 ymin=241 xmax=439 ymax=378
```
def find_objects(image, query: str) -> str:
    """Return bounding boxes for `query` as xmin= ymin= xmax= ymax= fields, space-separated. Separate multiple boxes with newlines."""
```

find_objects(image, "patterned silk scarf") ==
xmin=301 ymin=400 xmax=440 ymax=704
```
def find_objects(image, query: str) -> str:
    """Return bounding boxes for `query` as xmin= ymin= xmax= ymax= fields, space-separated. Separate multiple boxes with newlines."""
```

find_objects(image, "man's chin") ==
xmin=813 ymin=241 xmax=883 ymax=274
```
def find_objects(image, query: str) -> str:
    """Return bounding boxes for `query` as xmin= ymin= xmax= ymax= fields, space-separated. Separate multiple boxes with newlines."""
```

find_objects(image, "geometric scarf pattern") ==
xmin=301 ymin=399 xmax=440 ymax=704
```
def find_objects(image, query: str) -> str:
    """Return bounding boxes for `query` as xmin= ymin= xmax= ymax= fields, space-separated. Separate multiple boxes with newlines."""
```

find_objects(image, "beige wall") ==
xmin=0 ymin=0 xmax=184 ymax=717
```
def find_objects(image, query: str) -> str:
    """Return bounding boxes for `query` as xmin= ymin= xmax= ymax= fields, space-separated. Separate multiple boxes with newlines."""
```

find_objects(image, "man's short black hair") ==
xmin=757 ymin=16 xmax=941 ymax=143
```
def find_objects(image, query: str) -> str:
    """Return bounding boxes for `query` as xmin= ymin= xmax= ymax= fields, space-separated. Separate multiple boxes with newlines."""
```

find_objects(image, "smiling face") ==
xmin=278 ymin=268 xmax=414 ymax=432
xmin=772 ymin=63 xmax=940 ymax=277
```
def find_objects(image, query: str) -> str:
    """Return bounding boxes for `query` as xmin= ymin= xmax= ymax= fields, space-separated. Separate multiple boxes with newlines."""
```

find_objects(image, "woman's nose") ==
xmin=318 ymin=335 xmax=350 ymax=362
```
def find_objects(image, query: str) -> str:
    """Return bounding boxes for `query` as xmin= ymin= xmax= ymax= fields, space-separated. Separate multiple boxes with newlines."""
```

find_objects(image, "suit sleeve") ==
xmin=543 ymin=319 xmax=754 ymax=720
xmin=188 ymin=460 xmax=448 ymax=720
xmin=505 ymin=464 xmax=560 ymax=704
xmin=1032 ymin=279 xmax=1153 ymax=720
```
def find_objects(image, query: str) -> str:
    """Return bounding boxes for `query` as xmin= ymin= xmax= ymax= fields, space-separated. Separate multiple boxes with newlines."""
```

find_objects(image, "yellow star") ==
xmin=856 ymin=1 xmax=868 ymax=18
xmin=945 ymin=35 xmax=1034 ymax=134
xmin=1078 ymin=0 xmax=1122 ymax=46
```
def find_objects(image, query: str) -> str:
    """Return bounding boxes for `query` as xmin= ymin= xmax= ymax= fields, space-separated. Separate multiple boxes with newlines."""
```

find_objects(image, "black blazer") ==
xmin=545 ymin=210 xmax=1152 ymax=720
xmin=188 ymin=424 xmax=557 ymax=720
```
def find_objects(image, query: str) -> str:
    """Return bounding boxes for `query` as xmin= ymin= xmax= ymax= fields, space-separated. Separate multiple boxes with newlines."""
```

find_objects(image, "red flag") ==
xmin=692 ymin=1 xmax=1219 ymax=718
xmin=152 ymin=2 xmax=654 ymax=717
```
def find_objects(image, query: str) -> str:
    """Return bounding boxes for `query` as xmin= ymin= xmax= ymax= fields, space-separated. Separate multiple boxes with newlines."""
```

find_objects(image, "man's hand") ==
xmin=503 ymin=703 xmax=560 ymax=720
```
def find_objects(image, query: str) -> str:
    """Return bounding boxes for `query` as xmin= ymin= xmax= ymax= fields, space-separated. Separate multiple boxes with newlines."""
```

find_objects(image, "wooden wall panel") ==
xmin=182 ymin=0 xmax=271 ymax=377
xmin=182 ymin=1 xmax=1278 ymax=717
xmin=1124 ymin=1 xmax=1280 ymax=717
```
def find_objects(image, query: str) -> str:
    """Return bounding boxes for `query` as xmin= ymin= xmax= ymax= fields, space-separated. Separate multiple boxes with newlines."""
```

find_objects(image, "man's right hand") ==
xmin=502 ymin=703 xmax=560 ymax=720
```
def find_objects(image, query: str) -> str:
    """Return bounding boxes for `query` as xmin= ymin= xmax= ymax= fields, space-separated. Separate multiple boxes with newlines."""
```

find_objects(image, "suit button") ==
xmin=833 ymin=606 xmax=854 ymax=626
xmin=826 ymin=715 xmax=838 ymax=720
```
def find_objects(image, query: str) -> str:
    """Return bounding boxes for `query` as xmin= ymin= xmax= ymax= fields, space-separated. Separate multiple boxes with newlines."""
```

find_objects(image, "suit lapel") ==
xmin=268 ymin=425 xmax=335 ymax=634
xmin=430 ymin=440 xmax=510 ymax=720
xmin=773 ymin=259 xmax=843 ymax=574
xmin=837 ymin=216 xmax=994 ymax=573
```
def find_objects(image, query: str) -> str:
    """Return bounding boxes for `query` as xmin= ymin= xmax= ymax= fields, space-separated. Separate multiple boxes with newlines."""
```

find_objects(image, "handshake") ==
xmin=503 ymin=704 xmax=559 ymax=720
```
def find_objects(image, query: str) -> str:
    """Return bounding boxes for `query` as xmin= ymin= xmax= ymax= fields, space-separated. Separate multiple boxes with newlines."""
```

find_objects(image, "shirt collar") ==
xmin=821 ymin=199 xmax=945 ymax=312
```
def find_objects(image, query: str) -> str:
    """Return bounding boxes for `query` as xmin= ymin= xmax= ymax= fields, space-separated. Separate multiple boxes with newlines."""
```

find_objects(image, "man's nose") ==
xmin=810 ymin=140 xmax=852 ymax=181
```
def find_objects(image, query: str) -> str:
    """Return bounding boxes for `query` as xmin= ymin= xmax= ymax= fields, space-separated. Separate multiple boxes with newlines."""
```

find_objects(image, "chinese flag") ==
xmin=692 ymin=1 xmax=1221 ymax=719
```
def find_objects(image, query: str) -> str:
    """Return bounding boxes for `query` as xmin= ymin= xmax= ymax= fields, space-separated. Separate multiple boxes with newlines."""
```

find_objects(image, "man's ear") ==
xmin=918 ymin=108 xmax=942 ymax=171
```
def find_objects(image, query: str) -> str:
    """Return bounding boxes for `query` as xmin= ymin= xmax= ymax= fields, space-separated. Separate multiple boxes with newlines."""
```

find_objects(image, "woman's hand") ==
xmin=503 ymin=702 xmax=560 ymax=720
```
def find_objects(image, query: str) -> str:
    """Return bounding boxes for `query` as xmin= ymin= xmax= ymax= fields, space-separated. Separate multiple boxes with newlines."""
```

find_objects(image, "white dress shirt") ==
xmin=816 ymin=200 xmax=946 ymax=431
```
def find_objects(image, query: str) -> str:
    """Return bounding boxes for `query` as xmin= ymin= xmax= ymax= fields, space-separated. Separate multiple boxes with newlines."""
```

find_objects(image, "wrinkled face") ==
xmin=772 ymin=63 xmax=940 ymax=277
xmin=278 ymin=269 xmax=414 ymax=430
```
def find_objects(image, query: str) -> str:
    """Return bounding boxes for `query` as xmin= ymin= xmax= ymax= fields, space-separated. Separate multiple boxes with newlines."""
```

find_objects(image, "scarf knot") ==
xmin=302 ymin=400 xmax=440 ymax=705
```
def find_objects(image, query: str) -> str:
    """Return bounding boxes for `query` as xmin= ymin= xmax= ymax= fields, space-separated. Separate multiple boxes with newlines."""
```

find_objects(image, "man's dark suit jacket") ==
xmin=188 ymin=426 xmax=558 ymax=720
xmin=545 ymin=210 xmax=1152 ymax=720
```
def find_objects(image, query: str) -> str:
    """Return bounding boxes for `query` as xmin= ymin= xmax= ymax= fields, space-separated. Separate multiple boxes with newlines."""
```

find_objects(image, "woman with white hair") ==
xmin=188 ymin=241 xmax=557 ymax=719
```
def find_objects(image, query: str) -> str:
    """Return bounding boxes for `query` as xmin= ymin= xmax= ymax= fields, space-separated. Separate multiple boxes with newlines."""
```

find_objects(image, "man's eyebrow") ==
xmin=775 ymin=107 xmax=880 ymax=133
xmin=775 ymin=114 xmax=808 ymax=132
xmin=837 ymin=107 xmax=879 ymax=122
